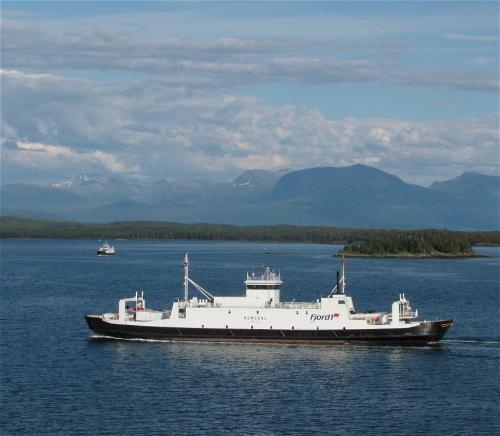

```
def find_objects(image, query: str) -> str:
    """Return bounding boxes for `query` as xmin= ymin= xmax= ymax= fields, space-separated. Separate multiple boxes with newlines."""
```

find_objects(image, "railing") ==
xmin=400 ymin=309 xmax=418 ymax=319
xmin=181 ymin=301 xmax=321 ymax=310
xmin=184 ymin=301 xmax=218 ymax=308
xmin=267 ymin=301 xmax=321 ymax=309
xmin=350 ymin=313 xmax=390 ymax=325
xmin=246 ymin=268 xmax=281 ymax=282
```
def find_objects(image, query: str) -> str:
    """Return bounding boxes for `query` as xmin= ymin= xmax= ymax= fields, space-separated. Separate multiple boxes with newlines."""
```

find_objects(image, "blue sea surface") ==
xmin=1 ymin=240 xmax=499 ymax=435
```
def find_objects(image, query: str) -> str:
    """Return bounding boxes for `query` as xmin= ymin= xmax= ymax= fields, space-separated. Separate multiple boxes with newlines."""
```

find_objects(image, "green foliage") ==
xmin=460 ymin=231 xmax=500 ymax=246
xmin=0 ymin=216 xmax=497 ymax=256
xmin=340 ymin=230 xmax=478 ymax=256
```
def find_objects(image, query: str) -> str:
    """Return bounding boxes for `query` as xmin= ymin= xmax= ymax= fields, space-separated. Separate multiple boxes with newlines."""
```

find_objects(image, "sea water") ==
xmin=1 ymin=240 xmax=498 ymax=435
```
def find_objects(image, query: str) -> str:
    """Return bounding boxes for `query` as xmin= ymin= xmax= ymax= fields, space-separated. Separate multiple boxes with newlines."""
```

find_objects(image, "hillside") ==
xmin=430 ymin=172 xmax=499 ymax=211
xmin=1 ymin=165 xmax=498 ymax=230
xmin=272 ymin=165 xmax=498 ymax=229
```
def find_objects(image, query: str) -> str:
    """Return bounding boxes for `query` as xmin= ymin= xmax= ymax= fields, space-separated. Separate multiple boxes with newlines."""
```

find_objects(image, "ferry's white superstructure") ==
xmin=86 ymin=255 xmax=452 ymax=344
xmin=97 ymin=242 xmax=115 ymax=256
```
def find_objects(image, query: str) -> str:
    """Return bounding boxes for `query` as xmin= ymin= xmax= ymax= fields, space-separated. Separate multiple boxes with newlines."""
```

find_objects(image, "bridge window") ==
xmin=247 ymin=285 xmax=281 ymax=290
xmin=338 ymin=300 xmax=345 ymax=304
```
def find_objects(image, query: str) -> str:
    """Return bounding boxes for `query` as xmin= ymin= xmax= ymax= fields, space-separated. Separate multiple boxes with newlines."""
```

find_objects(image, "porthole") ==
xmin=228 ymin=310 xmax=231 ymax=314
xmin=296 ymin=311 xmax=299 ymax=315
xmin=202 ymin=325 xmax=204 ymax=328
xmin=292 ymin=326 xmax=295 ymax=330
xmin=226 ymin=325 xmax=228 ymax=329
xmin=270 ymin=326 xmax=273 ymax=329
xmin=251 ymin=325 xmax=254 ymax=329
xmin=256 ymin=310 xmax=259 ymax=314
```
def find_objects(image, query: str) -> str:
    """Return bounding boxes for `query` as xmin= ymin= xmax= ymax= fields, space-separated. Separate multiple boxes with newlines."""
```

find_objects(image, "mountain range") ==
xmin=1 ymin=165 xmax=498 ymax=230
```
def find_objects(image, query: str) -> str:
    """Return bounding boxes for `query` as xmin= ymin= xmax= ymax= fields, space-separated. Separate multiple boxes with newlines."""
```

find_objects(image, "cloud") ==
xmin=468 ymin=57 xmax=493 ymax=65
xmin=387 ymin=69 xmax=498 ymax=93
xmin=1 ymin=69 xmax=168 ymax=152
xmin=10 ymin=140 xmax=140 ymax=175
xmin=443 ymin=33 xmax=498 ymax=42
xmin=2 ymin=69 xmax=497 ymax=185
xmin=2 ymin=19 xmax=498 ymax=93
xmin=2 ymin=3 xmax=498 ymax=190
xmin=171 ymin=103 xmax=499 ymax=184
xmin=2 ymin=19 xmax=293 ymax=67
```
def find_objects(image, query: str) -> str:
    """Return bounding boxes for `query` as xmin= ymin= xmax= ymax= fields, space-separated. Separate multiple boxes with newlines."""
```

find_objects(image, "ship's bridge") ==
xmin=244 ymin=267 xmax=282 ymax=305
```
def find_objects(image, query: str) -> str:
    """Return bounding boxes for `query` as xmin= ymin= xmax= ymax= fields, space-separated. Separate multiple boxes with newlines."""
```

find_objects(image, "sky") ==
xmin=1 ymin=1 xmax=498 ymax=186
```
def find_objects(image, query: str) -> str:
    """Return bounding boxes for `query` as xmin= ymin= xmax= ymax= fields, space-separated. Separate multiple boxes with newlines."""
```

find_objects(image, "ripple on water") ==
xmin=1 ymin=240 xmax=499 ymax=435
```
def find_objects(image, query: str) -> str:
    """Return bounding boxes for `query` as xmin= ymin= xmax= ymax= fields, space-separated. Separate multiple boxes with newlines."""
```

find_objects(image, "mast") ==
xmin=328 ymin=256 xmax=346 ymax=297
xmin=184 ymin=254 xmax=189 ymax=302
xmin=341 ymin=255 xmax=346 ymax=294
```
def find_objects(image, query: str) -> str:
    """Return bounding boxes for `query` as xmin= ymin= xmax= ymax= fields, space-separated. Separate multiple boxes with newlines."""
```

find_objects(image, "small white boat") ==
xmin=96 ymin=241 xmax=115 ymax=256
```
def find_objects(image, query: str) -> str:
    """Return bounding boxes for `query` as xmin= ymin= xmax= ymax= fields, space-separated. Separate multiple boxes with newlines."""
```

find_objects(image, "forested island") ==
xmin=1 ymin=216 xmax=498 ymax=258
xmin=338 ymin=232 xmax=481 ymax=258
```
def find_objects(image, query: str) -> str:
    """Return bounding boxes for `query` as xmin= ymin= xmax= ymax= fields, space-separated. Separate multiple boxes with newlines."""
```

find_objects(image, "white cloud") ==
xmin=443 ymin=33 xmax=498 ymax=42
xmin=182 ymin=105 xmax=499 ymax=184
xmin=11 ymin=140 xmax=140 ymax=175
xmin=2 ymin=19 xmax=498 ymax=93
xmin=1 ymin=69 xmax=498 ymax=185
xmin=468 ymin=57 xmax=493 ymax=65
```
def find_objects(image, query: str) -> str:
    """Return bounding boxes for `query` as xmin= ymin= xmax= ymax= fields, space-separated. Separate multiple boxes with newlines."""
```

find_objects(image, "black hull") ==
xmin=96 ymin=251 xmax=115 ymax=256
xmin=85 ymin=315 xmax=452 ymax=346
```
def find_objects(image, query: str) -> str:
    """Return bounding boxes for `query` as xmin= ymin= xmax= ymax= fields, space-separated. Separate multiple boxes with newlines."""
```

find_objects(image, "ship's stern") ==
xmin=85 ymin=315 xmax=107 ymax=336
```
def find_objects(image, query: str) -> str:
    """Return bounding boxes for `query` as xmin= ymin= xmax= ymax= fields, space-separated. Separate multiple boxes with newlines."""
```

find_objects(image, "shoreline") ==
xmin=336 ymin=251 xmax=488 ymax=259
xmin=2 ymin=237 xmax=495 ymax=259
xmin=2 ymin=217 xmax=498 ymax=257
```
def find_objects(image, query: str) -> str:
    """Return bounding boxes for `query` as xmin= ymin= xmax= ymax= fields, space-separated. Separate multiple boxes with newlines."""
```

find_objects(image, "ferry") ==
xmin=96 ymin=241 xmax=115 ymax=256
xmin=85 ymin=255 xmax=452 ymax=345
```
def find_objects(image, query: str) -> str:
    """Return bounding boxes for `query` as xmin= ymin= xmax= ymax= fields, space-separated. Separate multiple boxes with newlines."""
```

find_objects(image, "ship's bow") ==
xmin=420 ymin=319 xmax=453 ymax=343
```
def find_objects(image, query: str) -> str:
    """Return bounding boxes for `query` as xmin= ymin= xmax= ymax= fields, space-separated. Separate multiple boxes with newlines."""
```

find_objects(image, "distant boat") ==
xmin=97 ymin=241 xmax=115 ymax=256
